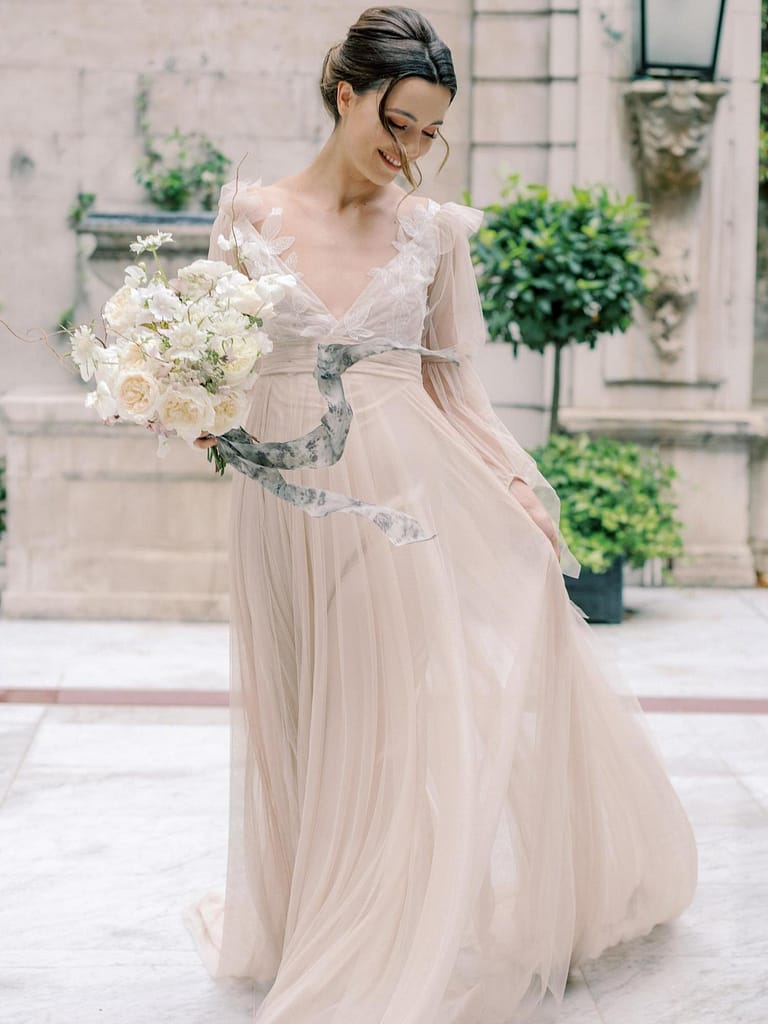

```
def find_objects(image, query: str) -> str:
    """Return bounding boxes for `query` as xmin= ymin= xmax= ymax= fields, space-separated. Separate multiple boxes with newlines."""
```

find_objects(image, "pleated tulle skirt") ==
xmin=184 ymin=339 xmax=698 ymax=1024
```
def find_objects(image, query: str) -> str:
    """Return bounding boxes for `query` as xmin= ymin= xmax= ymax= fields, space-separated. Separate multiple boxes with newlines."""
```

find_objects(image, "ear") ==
xmin=336 ymin=81 xmax=355 ymax=117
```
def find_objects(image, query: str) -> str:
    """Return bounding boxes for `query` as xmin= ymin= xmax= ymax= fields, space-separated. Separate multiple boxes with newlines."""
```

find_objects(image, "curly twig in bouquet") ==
xmin=67 ymin=199 xmax=458 ymax=546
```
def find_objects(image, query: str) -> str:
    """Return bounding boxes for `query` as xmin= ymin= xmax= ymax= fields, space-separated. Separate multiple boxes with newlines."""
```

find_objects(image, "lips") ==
xmin=378 ymin=149 xmax=402 ymax=171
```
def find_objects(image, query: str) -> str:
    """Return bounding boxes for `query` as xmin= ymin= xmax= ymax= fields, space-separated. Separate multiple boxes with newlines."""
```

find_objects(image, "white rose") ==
xmin=211 ymin=388 xmax=248 ymax=435
xmin=103 ymin=285 xmax=147 ymax=335
xmin=175 ymin=259 xmax=232 ymax=300
xmin=114 ymin=369 xmax=160 ymax=420
xmin=156 ymin=385 xmax=215 ymax=442
xmin=69 ymin=325 xmax=101 ymax=382
xmin=227 ymin=280 xmax=272 ymax=318
xmin=220 ymin=332 xmax=269 ymax=384
xmin=85 ymin=380 xmax=119 ymax=420
xmin=228 ymin=273 xmax=294 ymax=318
xmin=114 ymin=336 xmax=150 ymax=369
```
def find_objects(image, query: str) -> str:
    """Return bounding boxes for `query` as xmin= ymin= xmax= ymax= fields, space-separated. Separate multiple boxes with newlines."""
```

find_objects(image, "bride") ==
xmin=187 ymin=7 xmax=697 ymax=1022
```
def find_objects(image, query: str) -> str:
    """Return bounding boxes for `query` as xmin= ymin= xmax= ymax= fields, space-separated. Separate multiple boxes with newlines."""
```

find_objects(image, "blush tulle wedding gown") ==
xmin=184 ymin=180 xmax=698 ymax=1024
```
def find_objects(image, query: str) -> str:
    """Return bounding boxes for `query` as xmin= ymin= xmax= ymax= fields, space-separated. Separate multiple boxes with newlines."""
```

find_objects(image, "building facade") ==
xmin=0 ymin=0 xmax=763 ymax=617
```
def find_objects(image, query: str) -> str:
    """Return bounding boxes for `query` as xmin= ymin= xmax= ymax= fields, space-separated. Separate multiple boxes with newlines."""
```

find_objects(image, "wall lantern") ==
xmin=637 ymin=0 xmax=727 ymax=81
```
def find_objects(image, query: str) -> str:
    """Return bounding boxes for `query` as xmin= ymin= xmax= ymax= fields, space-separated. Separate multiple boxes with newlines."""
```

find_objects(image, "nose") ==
xmin=404 ymin=136 xmax=422 ymax=160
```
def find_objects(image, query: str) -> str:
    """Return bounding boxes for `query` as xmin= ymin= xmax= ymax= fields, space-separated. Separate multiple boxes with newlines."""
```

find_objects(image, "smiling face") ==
xmin=336 ymin=76 xmax=453 ymax=187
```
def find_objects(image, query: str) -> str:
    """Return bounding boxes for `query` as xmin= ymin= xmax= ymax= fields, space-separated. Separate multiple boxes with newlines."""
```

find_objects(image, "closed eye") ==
xmin=387 ymin=119 xmax=437 ymax=140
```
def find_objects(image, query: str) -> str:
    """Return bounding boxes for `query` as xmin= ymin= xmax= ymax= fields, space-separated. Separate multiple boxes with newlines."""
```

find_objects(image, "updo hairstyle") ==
xmin=320 ymin=6 xmax=457 ymax=188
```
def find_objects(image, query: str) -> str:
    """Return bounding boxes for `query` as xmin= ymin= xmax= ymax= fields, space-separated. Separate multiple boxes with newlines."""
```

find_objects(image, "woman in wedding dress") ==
xmin=186 ymin=7 xmax=697 ymax=1022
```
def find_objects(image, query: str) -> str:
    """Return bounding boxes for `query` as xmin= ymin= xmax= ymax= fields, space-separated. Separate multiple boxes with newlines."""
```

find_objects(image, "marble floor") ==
xmin=0 ymin=587 xmax=767 ymax=1023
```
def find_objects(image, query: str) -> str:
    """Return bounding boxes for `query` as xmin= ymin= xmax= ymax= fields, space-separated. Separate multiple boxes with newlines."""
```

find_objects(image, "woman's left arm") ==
xmin=421 ymin=203 xmax=578 ymax=574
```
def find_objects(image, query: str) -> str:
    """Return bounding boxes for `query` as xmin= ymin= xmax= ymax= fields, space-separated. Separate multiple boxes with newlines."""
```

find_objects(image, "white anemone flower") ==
xmin=165 ymin=321 xmax=209 ymax=361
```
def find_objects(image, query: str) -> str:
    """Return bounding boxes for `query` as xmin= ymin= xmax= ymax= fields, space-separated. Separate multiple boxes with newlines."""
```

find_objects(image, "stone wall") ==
xmin=0 ymin=0 xmax=763 ymax=616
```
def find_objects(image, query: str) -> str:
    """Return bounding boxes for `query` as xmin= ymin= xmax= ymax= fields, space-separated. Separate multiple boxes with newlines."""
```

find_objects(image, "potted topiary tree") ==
xmin=529 ymin=434 xmax=683 ymax=621
xmin=470 ymin=176 xmax=682 ymax=621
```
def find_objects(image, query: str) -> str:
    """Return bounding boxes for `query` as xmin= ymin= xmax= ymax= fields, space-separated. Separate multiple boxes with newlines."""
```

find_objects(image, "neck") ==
xmin=295 ymin=130 xmax=391 ymax=212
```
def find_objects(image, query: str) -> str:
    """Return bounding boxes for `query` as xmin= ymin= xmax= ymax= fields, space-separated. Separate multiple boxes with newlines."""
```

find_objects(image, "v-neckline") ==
xmin=253 ymin=200 xmax=436 ymax=326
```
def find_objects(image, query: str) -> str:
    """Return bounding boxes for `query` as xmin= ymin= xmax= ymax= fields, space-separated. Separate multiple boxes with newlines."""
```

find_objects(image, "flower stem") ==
xmin=206 ymin=443 xmax=226 ymax=476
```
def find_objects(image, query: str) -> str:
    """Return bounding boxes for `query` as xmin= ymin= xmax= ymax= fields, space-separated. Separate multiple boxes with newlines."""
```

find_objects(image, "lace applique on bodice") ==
xmin=237 ymin=198 xmax=443 ymax=345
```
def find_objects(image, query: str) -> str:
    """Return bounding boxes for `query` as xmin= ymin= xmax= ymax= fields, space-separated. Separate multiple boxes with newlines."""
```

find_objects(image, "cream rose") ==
xmin=156 ymin=386 xmax=215 ymax=442
xmin=103 ymin=285 xmax=146 ymax=335
xmin=211 ymin=388 xmax=248 ymax=436
xmin=114 ymin=370 xmax=159 ymax=420
xmin=175 ymin=259 xmax=232 ymax=300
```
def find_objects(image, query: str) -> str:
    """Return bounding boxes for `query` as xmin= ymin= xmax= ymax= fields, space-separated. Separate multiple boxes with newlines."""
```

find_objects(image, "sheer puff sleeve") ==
xmin=421 ymin=202 xmax=580 ymax=578
xmin=207 ymin=179 xmax=266 ymax=262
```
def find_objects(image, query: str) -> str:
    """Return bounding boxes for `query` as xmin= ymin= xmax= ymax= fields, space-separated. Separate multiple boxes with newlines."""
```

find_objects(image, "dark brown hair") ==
xmin=320 ymin=6 xmax=456 ymax=188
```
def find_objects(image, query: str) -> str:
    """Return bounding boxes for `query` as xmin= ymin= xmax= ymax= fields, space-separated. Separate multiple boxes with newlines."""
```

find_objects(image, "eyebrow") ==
xmin=386 ymin=107 xmax=444 ymax=126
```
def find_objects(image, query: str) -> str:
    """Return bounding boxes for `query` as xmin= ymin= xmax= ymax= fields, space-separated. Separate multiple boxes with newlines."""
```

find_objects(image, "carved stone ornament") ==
xmin=624 ymin=79 xmax=728 ymax=192
xmin=624 ymin=79 xmax=727 ymax=362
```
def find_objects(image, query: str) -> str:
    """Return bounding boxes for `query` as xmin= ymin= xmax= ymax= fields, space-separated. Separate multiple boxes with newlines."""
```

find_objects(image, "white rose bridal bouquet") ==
xmin=68 ymin=227 xmax=457 ymax=546
xmin=69 ymin=230 xmax=290 ymax=463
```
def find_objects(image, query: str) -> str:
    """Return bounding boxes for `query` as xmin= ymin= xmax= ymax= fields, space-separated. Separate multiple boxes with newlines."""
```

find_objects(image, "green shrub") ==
xmin=529 ymin=433 xmax=684 ymax=574
xmin=135 ymin=128 xmax=230 ymax=212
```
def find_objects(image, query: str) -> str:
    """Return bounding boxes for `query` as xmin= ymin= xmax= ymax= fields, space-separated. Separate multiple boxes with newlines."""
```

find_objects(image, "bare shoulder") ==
xmin=219 ymin=179 xmax=294 ymax=229
xmin=394 ymin=190 xmax=435 ymax=217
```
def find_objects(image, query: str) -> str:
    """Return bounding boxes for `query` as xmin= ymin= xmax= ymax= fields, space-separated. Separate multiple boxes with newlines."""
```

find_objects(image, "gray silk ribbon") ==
xmin=213 ymin=338 xmax=460 ymax=546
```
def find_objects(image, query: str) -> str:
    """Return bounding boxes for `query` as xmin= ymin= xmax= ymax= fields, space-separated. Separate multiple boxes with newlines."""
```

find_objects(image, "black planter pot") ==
xmin=565 ymin=556 xmax=624 ymax=624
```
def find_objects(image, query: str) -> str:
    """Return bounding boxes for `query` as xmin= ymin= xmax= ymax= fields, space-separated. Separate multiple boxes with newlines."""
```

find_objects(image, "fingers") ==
xmin=194 ymin=435 xmax=218 ymax=449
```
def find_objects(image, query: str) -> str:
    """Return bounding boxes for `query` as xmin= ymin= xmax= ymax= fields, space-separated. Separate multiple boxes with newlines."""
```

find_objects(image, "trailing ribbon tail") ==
xmin=214 ymin=339 xmax=460 ymax=547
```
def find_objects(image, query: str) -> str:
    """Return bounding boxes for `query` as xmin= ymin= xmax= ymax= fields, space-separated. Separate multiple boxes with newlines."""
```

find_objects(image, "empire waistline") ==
xmin=257 ymin=335 xmax=425 ymax=382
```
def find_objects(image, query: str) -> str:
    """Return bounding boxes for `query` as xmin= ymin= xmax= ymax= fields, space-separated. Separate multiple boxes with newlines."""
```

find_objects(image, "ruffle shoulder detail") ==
xmin=216 ymin=178 xmax=267 ymax=227
xmin=434 ymin=201 xmax=485 ymax=256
